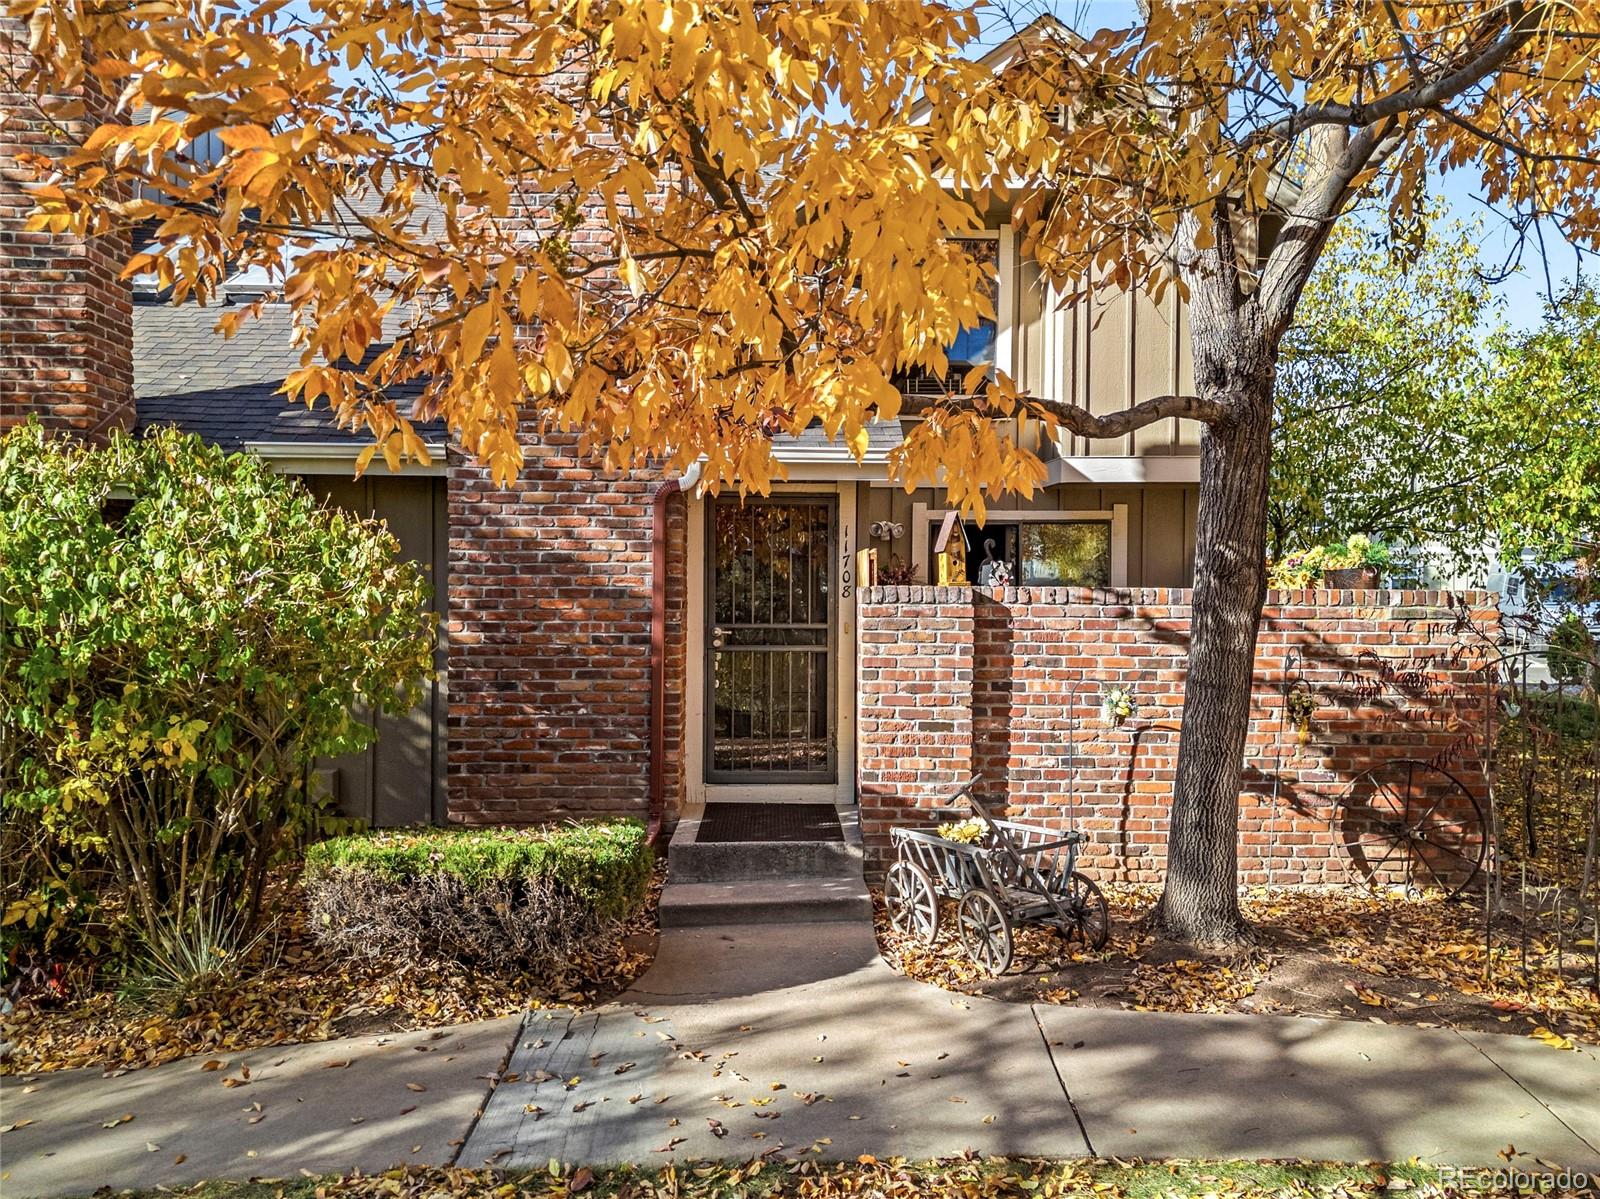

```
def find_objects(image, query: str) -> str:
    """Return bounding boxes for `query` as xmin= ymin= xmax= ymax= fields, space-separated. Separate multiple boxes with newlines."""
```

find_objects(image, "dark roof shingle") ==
xmin=133 ymin=302 xmax=441 ymax=449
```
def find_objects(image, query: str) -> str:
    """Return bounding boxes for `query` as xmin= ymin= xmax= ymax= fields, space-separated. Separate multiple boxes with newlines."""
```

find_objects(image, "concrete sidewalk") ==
xmin=463 ymin=922 xmax=1600 ymax=1173
xmin=463 ymin=923 xmax=1084 ymax=1165
xmin=4 ymin=924 xmax=1598 ymax=1197
xmin=1 ymin=1017 xmax=521 ymax=1198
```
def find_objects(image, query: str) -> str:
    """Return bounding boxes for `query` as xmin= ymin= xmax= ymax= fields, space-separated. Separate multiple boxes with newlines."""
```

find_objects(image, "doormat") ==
xmin=697 ymin=802 xmax=843 ymax=843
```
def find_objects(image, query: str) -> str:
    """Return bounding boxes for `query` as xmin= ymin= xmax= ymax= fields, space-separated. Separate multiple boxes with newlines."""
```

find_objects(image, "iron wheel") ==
xmin=1060 ymin=872 xmax=1110 ymax=950
xmin=1339 ymin=758 xmax=1487 ymax=900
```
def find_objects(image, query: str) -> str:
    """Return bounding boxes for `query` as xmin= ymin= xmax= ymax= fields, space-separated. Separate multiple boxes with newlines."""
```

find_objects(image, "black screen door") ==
xmin=706 ymin=497 xmax=836 ymax=784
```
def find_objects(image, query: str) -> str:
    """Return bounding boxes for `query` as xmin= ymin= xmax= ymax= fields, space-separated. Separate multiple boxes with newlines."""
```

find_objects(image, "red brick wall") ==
xmin=442 ymin=21 xmax=690 ymax=827
xmin=1 ymin=18 xmax=134 ymax=436
xmin=857 ymin=586 xmax=1498 ymax=884
xmin=446 ymin=434 xmax=686 ymax=824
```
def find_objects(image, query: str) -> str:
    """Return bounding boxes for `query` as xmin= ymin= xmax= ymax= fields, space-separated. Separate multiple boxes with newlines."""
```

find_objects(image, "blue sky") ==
xmin=988 ymin=0 xmax=1585 ymax=331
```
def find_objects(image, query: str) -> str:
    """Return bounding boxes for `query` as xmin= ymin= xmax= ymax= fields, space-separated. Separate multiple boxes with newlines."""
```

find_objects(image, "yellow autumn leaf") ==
xmin=460 ymin=298 xmax=495 ymax=364
xmin=217 ymin=124 xmax=274 ymax=150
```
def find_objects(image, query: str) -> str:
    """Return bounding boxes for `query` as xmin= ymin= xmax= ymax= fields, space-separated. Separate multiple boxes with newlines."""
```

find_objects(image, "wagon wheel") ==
xmin=885 ymin=860 xmax=940 ymax=943
xmin=1339 ymin=758 xmax=1487 ymax=900
xmin=957 ymin=889 xmax=1013 ymax=976
xmin=1059 ymin=872 xmax=1110 ymax=951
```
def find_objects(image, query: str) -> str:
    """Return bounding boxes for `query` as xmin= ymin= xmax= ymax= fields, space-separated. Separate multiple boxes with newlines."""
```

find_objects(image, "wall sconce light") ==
xmin=870 ymin=520 xmax=905 ymax=541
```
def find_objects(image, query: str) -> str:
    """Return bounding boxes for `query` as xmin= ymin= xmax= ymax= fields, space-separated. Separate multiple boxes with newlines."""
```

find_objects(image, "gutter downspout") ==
xmin=648 ymin=463 xmax=701 ymax=846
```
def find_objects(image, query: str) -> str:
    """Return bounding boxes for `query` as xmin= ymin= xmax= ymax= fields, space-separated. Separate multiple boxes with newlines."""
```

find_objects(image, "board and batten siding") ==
xmin=1014 ymin=254 xmax=1203 ymax=460
xmin=302 ymin=474 xmax=449 ymax=827
xmin=858 ymin=228 xmax=1203 ymax=587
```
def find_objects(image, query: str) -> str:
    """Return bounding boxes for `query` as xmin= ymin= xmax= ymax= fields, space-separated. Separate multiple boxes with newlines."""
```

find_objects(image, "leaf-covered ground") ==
xmin=49 ymin=1157 xmax=1564 ymax=1199
xmin=0 ymin=865 xmax=663 ymax=1076
xmin=875 ymin=884 xmax=1600 ymax=1050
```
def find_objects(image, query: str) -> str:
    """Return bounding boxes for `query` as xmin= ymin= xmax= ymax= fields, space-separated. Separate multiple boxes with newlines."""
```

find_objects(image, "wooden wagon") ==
xmin=884 ymin=778 xmax=1109 ymax=975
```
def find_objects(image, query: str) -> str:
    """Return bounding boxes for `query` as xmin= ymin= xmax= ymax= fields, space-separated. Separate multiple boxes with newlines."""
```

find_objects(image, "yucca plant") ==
xmin=117 ymin=905 xmax=278 ymax=1015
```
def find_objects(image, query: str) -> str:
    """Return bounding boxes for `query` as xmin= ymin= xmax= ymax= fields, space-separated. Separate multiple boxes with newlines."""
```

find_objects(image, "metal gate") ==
xmin=705 ymin=496 xmax=836 ymax=783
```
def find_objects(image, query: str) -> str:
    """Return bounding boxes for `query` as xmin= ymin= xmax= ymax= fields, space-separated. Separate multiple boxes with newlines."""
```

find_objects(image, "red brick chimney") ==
xmin=1 ymin=17 xmax=134 ymax=437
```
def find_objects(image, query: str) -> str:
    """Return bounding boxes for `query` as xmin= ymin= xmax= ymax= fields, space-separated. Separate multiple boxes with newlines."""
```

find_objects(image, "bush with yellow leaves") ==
xmin=0 ymin=423 xmax=434 ymax=978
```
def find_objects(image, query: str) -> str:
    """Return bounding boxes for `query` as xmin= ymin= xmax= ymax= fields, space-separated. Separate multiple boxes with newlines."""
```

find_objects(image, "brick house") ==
xmin=2 ymin=22 xmax=1497 ymax=887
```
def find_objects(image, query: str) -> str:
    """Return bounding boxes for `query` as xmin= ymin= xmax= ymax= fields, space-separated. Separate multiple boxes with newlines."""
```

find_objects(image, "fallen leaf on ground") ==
xmin=2 ymin=864 xmax=664 ymax=1077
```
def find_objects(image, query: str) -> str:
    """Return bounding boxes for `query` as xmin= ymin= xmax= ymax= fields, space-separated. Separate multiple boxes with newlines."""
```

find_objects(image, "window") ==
xmin=896 ymin=236 xmax=999 ymax=395
xmin=945 ymin=237 xmax=998 ymax=374
xmin=934 ymin=518 xmax=1113 ymax=587
xmin=1020 ymin=522 xmax=1111 ymax=586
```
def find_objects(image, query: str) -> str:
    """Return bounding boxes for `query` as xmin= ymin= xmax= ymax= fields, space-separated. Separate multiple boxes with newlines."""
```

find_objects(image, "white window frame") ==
xmin=953 ymin=228 xmax=1016 ymax=383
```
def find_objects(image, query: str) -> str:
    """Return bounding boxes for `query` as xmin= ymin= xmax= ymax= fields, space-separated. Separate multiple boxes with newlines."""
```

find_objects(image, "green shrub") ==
xmin=1548 ymin=612 xmax=1599 ymax=689
xmin=304 ymin=821 xmax=653 ymax=916
xmin=0 ymin=422 xmax=435 ymax=969
xmin=1515 ymin=688 xmax=1600 ymax=742
xmin=302 ymin=822 xmax=653 ymax=972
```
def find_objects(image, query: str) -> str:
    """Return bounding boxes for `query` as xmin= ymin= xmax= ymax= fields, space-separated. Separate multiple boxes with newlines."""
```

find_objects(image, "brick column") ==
xmin=446 ymin=432 xmax=687 ymax=824
xmin=1 ymin=18 xmax=133 ymax=437
xmin=856 ymin=586 xmax=975 ymax=873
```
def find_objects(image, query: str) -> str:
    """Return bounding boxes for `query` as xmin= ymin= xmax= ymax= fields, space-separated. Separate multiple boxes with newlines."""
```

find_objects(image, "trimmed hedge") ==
xmin=305 ymin=821 xmax=652 ymax=917
xmin=302 ymin=821 xmax=653 ymax=972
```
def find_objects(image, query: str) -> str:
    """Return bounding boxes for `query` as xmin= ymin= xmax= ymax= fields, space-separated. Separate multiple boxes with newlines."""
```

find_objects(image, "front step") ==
xmin=668 ymin=837 xmax=861 ymax=883
xmin=658 ymin=873 xmax=872 ymax=927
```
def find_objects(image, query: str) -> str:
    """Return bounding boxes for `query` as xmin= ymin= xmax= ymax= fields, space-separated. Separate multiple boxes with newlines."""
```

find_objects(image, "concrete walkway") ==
xmin=5 ymin=924 xmax=1599 ymax=1197
xmin=463 ymin=921 xmax=1600 ymax=1172
xmin=1 ymin=1017 xmax=521 ymax=1198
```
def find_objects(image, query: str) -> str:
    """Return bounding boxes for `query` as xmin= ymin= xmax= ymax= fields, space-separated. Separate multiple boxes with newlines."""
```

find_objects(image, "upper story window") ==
xmin=945 ymin=236 xmax=998 ymax=375
xmin=897 ymin=235 xmax=1000 ymax=395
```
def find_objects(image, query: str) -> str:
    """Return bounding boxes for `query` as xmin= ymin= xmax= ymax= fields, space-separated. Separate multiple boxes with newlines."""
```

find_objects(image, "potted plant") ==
xmin=1320 ymin=534 xmax=1391 ymax=588
xmin=1268 ymin=536 xmax=1391 ymax=589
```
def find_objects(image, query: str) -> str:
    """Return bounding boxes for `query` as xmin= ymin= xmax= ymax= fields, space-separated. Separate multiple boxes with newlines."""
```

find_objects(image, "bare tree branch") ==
xmin=1027 ymin=390 xmax=1228 ymax=437
xmin=1249 ymin=2 xmax=1545 ymax=146
xmin=1260 ymin=118 xmax=1407 ymax=336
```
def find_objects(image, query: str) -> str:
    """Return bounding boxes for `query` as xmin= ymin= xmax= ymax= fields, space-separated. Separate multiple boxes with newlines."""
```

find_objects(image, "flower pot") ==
xmin=1323 ymin=565 xmax=1381 ymax=589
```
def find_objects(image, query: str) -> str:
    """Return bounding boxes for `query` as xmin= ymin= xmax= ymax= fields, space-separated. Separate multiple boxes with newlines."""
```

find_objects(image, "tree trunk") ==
xmin=1151 ymin=313 xmax=1276 ymax=945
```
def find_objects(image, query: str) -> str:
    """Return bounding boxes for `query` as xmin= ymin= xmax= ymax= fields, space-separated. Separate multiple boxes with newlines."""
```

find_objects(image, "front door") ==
xmin=706 ymin=496 xmax=836 ymax=784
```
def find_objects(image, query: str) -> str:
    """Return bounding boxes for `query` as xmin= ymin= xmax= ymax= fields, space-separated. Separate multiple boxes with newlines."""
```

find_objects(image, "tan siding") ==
xmin=1141 ymin=485 xmax=1190 ymax=587
xmin=1084 ymin=282 xmax=1130 ymax=456
xmin=1182 ymin=484 xmax=1199 ymax=586
xmin=1130 ymin=286 xmax=1174 ymax=455
xmin=304 ymin=474 xmax=448 ymax=826
xmin=1017 ymin=257 xmax=1048 ymax=399
xmin=1037 ymin=267 xmax=1202 ymax=459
